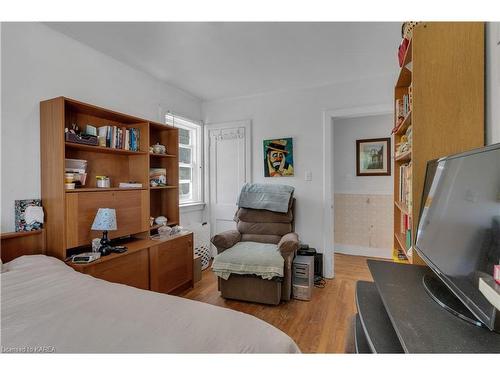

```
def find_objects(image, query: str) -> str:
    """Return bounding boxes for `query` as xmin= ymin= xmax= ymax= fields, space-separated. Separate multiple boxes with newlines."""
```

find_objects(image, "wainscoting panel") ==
xmin=334 ymin=193 xmax=393 ymax=258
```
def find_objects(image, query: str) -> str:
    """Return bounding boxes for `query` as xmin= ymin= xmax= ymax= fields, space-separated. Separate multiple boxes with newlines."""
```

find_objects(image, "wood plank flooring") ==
xmin=181 ymin=253 xmax=378 ymax=353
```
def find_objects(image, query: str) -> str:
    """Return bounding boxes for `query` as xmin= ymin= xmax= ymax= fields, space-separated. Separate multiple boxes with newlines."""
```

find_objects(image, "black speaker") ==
xmin=314 ymin=253 xmax=323 ymax=278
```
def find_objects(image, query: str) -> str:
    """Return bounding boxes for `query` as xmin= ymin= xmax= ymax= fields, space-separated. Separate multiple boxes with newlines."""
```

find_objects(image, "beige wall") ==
xmin=334 ymin=193 xmax=393 ymax=258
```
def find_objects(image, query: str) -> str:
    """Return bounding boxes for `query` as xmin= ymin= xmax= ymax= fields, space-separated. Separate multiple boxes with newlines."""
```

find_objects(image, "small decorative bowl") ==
xmin=158 ymin=225 xmax=172 ymax=237
xmin=152 ymin=143 xmax=166 ymax=154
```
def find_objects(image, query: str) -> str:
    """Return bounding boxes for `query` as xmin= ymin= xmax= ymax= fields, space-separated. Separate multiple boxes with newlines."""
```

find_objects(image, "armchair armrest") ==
xmin=278 ymin=232 xmax=299 ymax=257
xmin=211 ymin=230 xmax=241 ymax=253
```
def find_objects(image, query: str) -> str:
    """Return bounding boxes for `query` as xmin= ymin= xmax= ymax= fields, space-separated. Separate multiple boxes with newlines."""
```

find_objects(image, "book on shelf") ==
xmin=405 ymin=228 xmax=412 ymax=249
xmin=119 ymin=182 xmax=143 ymax=188
xmin=398 ymin=162 xmax=412 ymax=211
xmin=96 ymin=126 xmax=140 ymax=151
xmin=393 ymin=93 xmax=412 ymax=132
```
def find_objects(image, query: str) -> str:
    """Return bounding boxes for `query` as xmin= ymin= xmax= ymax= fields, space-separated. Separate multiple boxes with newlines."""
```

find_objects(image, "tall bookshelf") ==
xmin=392 ymin=22 xmax=485 ymax=264
xmin=41 ymin=97 xmax=180 ymax=259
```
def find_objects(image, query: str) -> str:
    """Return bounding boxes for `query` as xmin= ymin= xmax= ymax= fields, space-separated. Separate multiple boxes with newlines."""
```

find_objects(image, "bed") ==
xmin=1 ymin=255 xmax=300 ymax=353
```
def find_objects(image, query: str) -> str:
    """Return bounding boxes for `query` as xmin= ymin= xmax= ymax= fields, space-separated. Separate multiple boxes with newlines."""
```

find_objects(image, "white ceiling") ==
xmin=45 ymin=22 xmax=401 ymax=101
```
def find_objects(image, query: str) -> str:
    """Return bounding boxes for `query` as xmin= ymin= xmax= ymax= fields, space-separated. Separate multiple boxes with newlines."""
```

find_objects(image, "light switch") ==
xmin=305 ymin=171 xmax=312 ymax=181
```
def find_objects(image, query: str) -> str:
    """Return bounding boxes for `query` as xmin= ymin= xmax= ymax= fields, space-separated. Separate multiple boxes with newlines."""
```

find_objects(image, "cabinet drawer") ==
xmin=149 ymin=233 xmax=194 ymax=294
xmin=66 ymin=190 xmax=149 ymax=248
xmin=80 ymin=248 xmax=149 ymax=290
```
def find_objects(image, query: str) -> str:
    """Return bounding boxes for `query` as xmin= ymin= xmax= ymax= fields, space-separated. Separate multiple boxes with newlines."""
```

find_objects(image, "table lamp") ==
xmin=91 ymin=208 xmax=117 ymax=254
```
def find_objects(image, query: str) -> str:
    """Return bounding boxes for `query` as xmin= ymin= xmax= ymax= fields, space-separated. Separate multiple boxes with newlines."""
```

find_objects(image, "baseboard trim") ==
xmin=335 ymin=243 xmax=392 ymax=259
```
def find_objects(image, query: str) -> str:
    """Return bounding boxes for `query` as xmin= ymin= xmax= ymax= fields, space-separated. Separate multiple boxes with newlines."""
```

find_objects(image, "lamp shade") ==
xmin=91 ymin=208 xmax=117 ymax=231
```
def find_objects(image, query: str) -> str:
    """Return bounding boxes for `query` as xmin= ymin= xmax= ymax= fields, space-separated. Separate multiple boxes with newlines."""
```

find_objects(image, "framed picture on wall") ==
xmin=263 ymin=138 xmax=294 ymax=177
xmin=356 ymin=137 xmax=391 ymax=176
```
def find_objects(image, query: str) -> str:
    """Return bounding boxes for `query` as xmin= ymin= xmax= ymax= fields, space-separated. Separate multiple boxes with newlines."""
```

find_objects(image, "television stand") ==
xmin=354 ymin=260 xmax=500 ymax=353
xmin=422 ymin=272 xmax=483 ymax=327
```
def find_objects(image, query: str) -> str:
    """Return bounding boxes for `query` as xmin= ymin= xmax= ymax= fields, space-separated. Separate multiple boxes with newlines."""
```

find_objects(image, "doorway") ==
xmin=322 ymin=105 xmax=392 ymax=277
xmin=204 ymin=120 xmax=252 ymax=254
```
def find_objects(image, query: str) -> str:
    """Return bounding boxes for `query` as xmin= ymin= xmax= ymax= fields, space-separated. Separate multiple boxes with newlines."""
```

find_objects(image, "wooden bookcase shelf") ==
xmin=392 ymin=23 xmax=485 ymax=264
xmin=394 ymin=200 xmax=410 ymax=216
xmin=394 ymin=150 xmax=412 ymax=162
xmin=41 ymin=97 xmax=181 ymax=259
xmin=394 ymin=232 xmax=409 ymax=256
xmin=65 ymin=187 xmax=147 ymax=193
xmin=65 ymin=142 xmax=148 ymax=155
xmin=393 ymin=111 xmax=411 ymax=136
xmin=149 ymin=153 xmax=176 ymax=158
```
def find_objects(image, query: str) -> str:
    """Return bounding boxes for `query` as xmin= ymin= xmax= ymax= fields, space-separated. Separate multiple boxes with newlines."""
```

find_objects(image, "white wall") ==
xmin=486 ymin=22 xmax=500 ymax=145
xmin=0 ymin=22 xmax=203 ymax=231
xmin=202 ymin=75 xmax=394 ymax=252
xmin=333 ymin=114 xmax=393 ymax=194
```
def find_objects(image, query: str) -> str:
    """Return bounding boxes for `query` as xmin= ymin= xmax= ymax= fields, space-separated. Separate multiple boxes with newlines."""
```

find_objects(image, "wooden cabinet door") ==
xmin=82 ymin=248 xmax=149 ymax=290
xmin=149 ymin=233 xmax=193 ymax=294
xmin=66 ymin=190 xmax=149 ymax=248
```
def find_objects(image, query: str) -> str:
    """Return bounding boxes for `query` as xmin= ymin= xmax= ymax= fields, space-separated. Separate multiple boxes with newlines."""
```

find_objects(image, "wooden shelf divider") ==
xmin=395 ymin=150 xmax=412 ymax=162
xmin=394 ymin=111 xmax=412 ymax=136
xmin=149 ymin=153 xmax=176 ymax=158
xmin=65 ymin=142 xmax=148 ymax=155
xmin=394 ymin=200 xmax=410 ymax=216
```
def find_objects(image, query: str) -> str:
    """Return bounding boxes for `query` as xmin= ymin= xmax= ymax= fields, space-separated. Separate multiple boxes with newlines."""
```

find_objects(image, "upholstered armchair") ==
xmin=211 ymin=199 xmax=299 ymax=305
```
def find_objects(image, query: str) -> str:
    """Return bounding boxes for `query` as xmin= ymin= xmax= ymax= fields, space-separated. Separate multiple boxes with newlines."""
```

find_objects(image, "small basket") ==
xmin=65 ymin=132 xmax=98 ymax=146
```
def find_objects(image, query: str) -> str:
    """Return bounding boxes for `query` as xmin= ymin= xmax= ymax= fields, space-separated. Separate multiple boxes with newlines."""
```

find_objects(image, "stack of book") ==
xmin=65 ymin=158 xmax=87 ymax=186
xmin=97 ymin=126 xmax=141 ymax=151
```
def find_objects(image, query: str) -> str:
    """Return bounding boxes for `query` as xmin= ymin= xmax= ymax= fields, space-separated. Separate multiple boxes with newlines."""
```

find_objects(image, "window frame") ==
xmin=166 ymin=113 xmax=203 ymax=206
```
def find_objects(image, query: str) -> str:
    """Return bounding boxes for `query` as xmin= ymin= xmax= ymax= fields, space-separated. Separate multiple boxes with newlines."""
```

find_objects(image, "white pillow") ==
xmin=0 ymin=258 xmax=4 ymax=273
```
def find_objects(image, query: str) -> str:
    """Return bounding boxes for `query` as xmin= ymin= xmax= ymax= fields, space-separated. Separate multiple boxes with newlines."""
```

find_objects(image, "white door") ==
xmin=205 ymin=121 xmax=251 ymax=253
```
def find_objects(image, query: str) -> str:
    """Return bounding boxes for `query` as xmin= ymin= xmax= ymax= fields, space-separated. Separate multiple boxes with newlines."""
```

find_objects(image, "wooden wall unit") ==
xmin=40 ymin=97 xmax=193 ymax=294
xmin=392 ymin=23 xmax=485 ymax=264
xmin=1 ymin=230 xmax=46 ymax=263
xmin=74 ymin=246 xmax=151 ymax=290
xmin=149 ymin=233 xmax=194 ymax=294
xmin=40 ymin=97 xmax=181 ymax=259
xmin=65 ymin=190 xmax=150 ymax=248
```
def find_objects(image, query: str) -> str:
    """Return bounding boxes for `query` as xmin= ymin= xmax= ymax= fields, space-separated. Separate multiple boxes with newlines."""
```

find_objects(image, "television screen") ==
xmin=415 ymin=144 xmax=500 ymax=330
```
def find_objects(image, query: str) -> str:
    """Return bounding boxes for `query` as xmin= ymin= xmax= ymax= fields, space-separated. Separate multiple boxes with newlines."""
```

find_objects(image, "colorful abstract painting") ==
xmin=263 ymin=138 xmax=294 ymax=177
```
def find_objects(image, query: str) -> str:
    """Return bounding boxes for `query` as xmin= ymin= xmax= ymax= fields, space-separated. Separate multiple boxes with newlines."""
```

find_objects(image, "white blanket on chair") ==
xmin=212 ymin=241 xmax=284 ymax=280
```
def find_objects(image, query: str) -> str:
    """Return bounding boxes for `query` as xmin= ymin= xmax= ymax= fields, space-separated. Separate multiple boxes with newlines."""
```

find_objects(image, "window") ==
xmin=165 ymin=113 xmax=203 ymax=205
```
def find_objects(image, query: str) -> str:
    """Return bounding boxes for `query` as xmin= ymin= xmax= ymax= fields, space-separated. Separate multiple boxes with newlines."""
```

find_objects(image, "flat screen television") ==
xmin=415 ymin=143 xmax=500 ymax=331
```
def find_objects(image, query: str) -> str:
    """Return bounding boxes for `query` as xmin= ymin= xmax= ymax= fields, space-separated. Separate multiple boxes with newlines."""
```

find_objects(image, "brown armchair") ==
xmin=211 ymin=199 xmax=299 ymax=305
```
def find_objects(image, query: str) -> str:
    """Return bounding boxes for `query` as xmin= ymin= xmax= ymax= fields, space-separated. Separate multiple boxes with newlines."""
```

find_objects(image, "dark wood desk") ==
xmin=354 ymin=260 xmax=500 ymax=353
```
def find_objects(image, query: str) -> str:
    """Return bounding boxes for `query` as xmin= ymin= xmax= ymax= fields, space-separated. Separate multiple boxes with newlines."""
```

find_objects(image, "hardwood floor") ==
xmin=181 ymin=253 xmax=379 ymax=353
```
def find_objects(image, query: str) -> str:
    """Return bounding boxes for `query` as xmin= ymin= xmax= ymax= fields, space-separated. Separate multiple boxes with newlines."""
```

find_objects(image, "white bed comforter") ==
xmin=1 ymin=255 xmax=300 ymax=353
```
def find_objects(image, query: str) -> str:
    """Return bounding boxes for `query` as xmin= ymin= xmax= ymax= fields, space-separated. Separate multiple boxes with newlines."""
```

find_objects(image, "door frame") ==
xmin=204 ymin=120 xmax=252 ymax=241
xmin=322 ymin=104 xmax=392 ymax=278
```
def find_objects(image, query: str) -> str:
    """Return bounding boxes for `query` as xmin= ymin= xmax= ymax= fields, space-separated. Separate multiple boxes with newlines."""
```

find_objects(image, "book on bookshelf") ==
xmin=394 ymin=94 xmax=412 ymax=129
xmin=118 ymin=182 xmax=143 ymax=188
xmin=398 ymin=162 xmax=412 ymax=211
xmin=96 ymin=126 xmax=141 ymax=151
